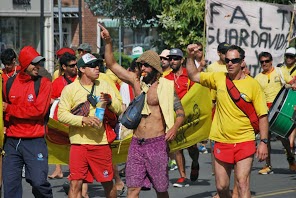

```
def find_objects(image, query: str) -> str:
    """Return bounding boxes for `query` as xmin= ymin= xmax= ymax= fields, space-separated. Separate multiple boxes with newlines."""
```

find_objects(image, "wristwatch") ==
xmin=260 ymin=139 xmax=269 ymax=144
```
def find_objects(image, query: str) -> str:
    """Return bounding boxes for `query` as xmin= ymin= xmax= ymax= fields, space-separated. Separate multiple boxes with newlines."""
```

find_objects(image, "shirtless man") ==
xmin=99 ymin=24 xmax=185 ymax=198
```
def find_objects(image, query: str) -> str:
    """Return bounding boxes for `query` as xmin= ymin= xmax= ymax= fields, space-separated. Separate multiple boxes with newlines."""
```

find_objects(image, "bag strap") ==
xmin=275 ymin=67 xmax=286 ymax=86
xmin=225 ymin=75 xmax=259 ymax=132
xmin=290 ymin=66 xmax=296 ymax=75
xmin=63 ymin=74 xmax=73 ymax=84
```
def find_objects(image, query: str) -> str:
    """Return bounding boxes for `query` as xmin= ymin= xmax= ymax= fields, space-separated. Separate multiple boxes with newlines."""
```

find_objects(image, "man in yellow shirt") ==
xmin=186 ymin=44 xmax=269 ymax=198
xmin=255 ymin=51 xmax=296 ymax=174
xmin=281 ymin=47 xmax=296 ymax=156
xmin=58 ymin=53 xmax=122 ymax=198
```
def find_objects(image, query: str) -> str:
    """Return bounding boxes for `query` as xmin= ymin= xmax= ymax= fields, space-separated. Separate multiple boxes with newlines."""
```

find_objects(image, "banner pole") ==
xmin=288 ymin=5 xmax=296 ymax=44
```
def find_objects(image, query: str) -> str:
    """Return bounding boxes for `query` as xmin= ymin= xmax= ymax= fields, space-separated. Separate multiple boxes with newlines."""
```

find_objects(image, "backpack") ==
xmin=5 ymin=74 xmax=50 ymax=124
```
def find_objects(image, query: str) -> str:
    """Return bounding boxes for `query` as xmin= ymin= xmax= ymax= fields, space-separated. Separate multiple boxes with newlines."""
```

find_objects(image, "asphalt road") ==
xmin=14 ymin=140 xmax=296 ymax=197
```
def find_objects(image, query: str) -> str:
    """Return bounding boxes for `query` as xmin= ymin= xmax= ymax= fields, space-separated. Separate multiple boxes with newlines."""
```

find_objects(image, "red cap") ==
xmin=19 ymin=46 xmax=45 ymax=71
xmin=56 ymin=47 xmax=75 ymax=58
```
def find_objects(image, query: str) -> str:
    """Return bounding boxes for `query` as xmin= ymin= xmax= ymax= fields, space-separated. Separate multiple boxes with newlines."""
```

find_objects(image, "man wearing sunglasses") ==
xmin=2 ymin=46 xmax=53 ymax=197
xmin=99 ymin=24 xmax=185 ymax=198
xmin=159 ymin=49 xmax=172 ymax=77
xmin=164 ymin=48 xmax=198 ymax=188
xmin=58 ymin=53 xmax=122 ymax=198
xmin=186 ymin=44 xmax=269 ymax=198
xmin=255 ymin=51 xmax=296 ymax=175
xmin=282 ymin=47 xmax=296 ymax=155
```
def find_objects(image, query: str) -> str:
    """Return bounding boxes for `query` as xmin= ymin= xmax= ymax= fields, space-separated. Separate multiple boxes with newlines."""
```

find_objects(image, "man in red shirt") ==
xmin=1 ymin=48 xmax=21 ymax=86
xmin=165 ymin=48 xmax=199 ymax=187
xmin=48 ymin=52 xmax=77 ymax=180
xmin=2 ymin=46 xmax=53 ymax=197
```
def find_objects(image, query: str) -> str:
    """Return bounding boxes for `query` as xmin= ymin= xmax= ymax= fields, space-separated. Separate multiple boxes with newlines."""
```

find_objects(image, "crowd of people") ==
xmin=0 ymin=23 xmax=296 ymax=198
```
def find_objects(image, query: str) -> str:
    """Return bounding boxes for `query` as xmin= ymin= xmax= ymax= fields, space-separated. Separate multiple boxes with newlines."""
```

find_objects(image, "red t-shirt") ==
xmin=2 ymin=65 xmax=21 ymax=88
xmin=165 ymin=67 xmax=194 ymax=99
xmin=51 ymin=75 xmax=77 ymax=99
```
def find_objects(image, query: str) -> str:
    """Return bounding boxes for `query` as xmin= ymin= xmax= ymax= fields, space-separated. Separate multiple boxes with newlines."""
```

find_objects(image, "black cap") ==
xmin=217 ymin=42 xmax=230 ymax=54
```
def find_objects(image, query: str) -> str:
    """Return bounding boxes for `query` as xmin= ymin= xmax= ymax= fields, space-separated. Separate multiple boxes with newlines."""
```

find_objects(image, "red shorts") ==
xmin=69 ymin=144 xmax=113 ymax=183
xmin=214 ymin=141 xmax=256 ymax=164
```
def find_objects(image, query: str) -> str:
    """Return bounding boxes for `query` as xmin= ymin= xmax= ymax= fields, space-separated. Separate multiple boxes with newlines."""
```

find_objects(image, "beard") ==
xmin=142 ymin=69 xmax=158 ymax=84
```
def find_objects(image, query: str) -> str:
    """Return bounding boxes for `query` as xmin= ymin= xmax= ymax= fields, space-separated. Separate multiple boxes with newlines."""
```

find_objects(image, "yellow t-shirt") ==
xmin=200 ymin=72 xmax=268 ymax=143
xmin=105 ymin=69 xmax=122 ymax=86
xmin=58 ymin=79 xmax=122 ymax=145
xmin=281 ymin=64 xmax=296 ymax=77
xmin=255 ymin=67 xmax=292 ymax=103
xmin=162 ymin=68 xmax=172 ymax=77
xmin=206 ymin=61 xmax=227 ymax=101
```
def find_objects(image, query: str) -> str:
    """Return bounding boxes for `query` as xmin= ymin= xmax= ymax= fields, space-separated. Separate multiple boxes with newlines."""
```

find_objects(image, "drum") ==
xmin=268 ymin=87 xmax=296 ymax=138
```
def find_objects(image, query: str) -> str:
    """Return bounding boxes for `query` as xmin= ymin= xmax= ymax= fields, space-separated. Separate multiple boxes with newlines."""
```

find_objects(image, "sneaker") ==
xmin=173 ymin=177 xmax=190 ymax=187
xmin=190 ymin=161 xmax=199 ymax=182
xmin=289 ymin=162 xmax=296 ymax=171
xmin=169 ymin=160 xmax=178 ymax=171
xmin=198 ymin=145 xmax=208 ymax=153
xmin=258 ymin=165 xmax=274 ymax=175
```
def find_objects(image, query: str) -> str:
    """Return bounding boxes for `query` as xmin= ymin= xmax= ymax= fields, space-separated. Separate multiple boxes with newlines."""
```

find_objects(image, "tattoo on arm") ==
xmin=173 ymin=92 xmax=184 ymax=111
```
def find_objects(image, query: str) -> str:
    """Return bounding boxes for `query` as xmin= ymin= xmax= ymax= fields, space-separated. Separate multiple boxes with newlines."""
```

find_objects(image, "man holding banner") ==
xmin=186 ymin=44 xmax=268 ymax=198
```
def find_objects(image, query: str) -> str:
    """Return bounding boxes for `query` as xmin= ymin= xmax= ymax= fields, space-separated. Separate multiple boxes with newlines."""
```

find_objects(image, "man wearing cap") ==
xmin=52 ymin=47 xmax=76 ymax=81
xmin=255 ymin=52 xmax=296 ymax=175
xmin=58 ymin=53 xmax=122 ymax=198
xmin=131 ymin=46 xmax=144 ymax=59
xmin=159 ymin=49 xmax=172 ymax=77
xmin=99 ymin=24 xmax=185 ymax=198
xmin=282 ymin=47 xmax=296 ymax=153
xmin=2 ymin=46 xmax=53 ymax=197
xmin=77 ymin=43 xmax=92 ymax=58
xmin=165 ymin=48 xmax=199 ymax=188
xmin=48 ymin=52 xmax=78 ymax=181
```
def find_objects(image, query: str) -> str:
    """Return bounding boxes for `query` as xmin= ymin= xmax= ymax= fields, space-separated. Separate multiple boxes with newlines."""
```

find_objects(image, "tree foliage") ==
xmin=85 ymin=0 xmax=294 ymax=52
xmin=85 ymin=0 xmax=162 ymax=28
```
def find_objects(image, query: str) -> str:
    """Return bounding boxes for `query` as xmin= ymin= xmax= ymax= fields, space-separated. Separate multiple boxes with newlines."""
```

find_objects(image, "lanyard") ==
xmin=79 ymin=80 xmax=95 ymax=96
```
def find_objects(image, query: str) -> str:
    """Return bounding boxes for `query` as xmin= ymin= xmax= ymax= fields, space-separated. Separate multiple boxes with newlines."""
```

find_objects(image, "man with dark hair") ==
xmin=186 ymin=44 xmax=269 ymax=198
xmin=99 ymin=24 xmax=185 ymax=198
xmin=165 ymin=48 xmax=199 ymax=188
xmin=58 ymin=53 xmax=122 ymax=198
xmin=2 ymin=46 xmax=53 ymax=197
xmin=48 ymin=52 xmax=78 ymax=180
xmin=1 ymin=48 xmax=21 ymax=84
xmin=255 ymin=51 xmax=296 ymax=174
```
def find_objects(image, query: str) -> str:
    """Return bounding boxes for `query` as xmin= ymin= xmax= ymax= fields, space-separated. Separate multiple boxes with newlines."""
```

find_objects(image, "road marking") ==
xmin=253 ymin=188 xmax=296 ymax=197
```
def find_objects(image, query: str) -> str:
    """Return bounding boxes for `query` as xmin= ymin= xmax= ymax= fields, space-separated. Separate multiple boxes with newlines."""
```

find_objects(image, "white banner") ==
xmin=206 ymin=0 xmax=294 ymax=76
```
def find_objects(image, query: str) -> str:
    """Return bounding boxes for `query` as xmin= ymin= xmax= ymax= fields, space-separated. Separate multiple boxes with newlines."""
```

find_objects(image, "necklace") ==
xmin=5 ymin=67 xmax=17 ymax=78
xmin=173 ymin=69 xmax=183 ymax=89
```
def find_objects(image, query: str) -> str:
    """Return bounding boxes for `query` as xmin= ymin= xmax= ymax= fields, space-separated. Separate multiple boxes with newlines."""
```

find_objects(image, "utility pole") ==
xmin=58 ymin=0 xmax=63 ymax=48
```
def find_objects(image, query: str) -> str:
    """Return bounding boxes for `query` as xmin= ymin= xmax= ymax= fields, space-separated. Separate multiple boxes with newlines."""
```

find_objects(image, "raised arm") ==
xmin=98 ymin=24 xmax=137 ymax=85
xmin=186 ymin=44 xmax=202 ymax=83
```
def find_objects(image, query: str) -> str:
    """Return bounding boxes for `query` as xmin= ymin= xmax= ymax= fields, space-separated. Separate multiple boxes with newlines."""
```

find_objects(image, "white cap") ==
xmin=131 ymin=46 xmax=144 ymax=59
xmin=285 ymin=47 xmax=296 ymax=56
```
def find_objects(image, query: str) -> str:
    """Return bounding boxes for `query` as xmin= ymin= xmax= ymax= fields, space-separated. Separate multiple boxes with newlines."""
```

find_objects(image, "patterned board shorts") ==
xmin=125 ymin=135 xmax=169 ymax=192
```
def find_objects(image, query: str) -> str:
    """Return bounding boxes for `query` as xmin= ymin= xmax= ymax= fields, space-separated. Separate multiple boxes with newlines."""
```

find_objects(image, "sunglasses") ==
xmin=85 ymin=62 xmax=99 ymax=68
xmin=67 ymin=63 xmax=77 ymax=68
xmin=285 ymin=55 xmax=295 ymax=59
xmin=169 ymin=56 xmax=182 ymax=61
xmin=197 ymin=48 xmax=203 ymax=52
xmin=160 ymin=57 xmax=169 ymax=61
xmin=225 ymin=58 xmax=242 ymax=64
xmin=260 ymin=60 xmax=271 ymax=64
xmin=137 ymin=62 xmax=151 ymax=68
